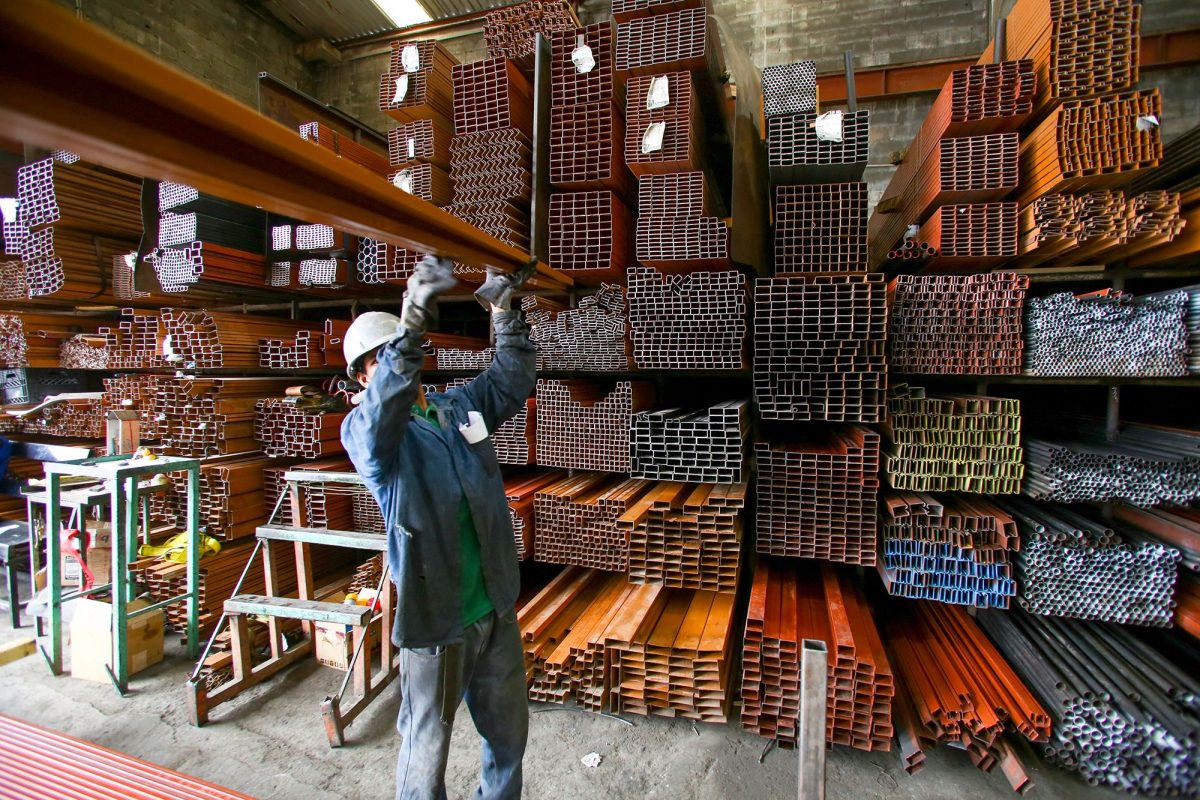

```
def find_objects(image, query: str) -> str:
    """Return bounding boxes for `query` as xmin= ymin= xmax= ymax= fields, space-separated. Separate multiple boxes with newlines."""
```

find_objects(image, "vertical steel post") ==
xmin=995 ymin=18 xmax=1007 ymax=63
xmin=843 ymin=52 xmax=857 ymax=113
xmin=798 ymin=639 xmax=828 ymax=800
xmin=111 ymin=475 xmax=129 ymax=693
xmin=530 ymin=32 xmax=552 ymax=265
xmin=186 ymin=462 xmax=200 ymax=657
xmin=44 ymin=471 xmax=63 ymax=674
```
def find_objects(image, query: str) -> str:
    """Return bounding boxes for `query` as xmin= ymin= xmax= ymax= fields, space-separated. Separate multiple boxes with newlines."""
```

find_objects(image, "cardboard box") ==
xmin=70 ymin=597 xmax=164 ymax=683
xmin=314 ymin=614 xmax=382 ymax=671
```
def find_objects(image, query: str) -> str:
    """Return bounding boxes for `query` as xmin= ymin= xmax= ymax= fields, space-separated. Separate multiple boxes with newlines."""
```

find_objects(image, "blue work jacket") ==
xmin=341 ymin=310 xmax=536 ymax=648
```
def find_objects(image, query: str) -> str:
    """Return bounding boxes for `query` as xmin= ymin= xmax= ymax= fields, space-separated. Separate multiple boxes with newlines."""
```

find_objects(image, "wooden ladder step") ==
xmin=225 ymin=594 xmax=372 ymax=626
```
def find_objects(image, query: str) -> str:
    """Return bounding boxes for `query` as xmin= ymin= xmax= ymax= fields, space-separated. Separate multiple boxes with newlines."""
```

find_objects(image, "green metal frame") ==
xmin=37 ymin=454 xmax=200 ymax=694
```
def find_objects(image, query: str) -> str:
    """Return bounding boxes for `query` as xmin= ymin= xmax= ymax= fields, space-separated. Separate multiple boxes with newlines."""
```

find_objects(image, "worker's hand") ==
xmin=400 ymin=256 xmax=458 ymax=333
xmin=474 ymin=259 xmax=537 ymax=312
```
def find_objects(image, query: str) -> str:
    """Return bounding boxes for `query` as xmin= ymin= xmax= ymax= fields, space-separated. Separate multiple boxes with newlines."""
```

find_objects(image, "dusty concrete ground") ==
xmin=0 ymin=624 xmax=1123 ymax=800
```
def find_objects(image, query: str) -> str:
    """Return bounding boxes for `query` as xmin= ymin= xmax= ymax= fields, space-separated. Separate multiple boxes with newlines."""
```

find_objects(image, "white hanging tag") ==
xmin=392 ymin=75 xmax=409 ymax=104
xmin=641 ymin=123 xmax=666 ymax=154
xmin=0 ymin=198 xmax=16 ymax=224
xmin=407 ymin=138 xmax=417 ymax=159
xmin=393 ymin=169 xmax=414 ymax=194
xmin=123 ymin=253 xmax=136 ymax=269
xmin=904 ymin=224 xmax=919 ymax=240
xmin=812 ymin=110 xmax=844 ymax=142
xmin=571 ymin=34 xmax=595 ymax=73
xmin=1136 ymin=114 xmax=1160 ymax=132
xmin=647 ymin=76 xmax=670 ymax=110
xmin=401 ymin=44 xmax=421 ymax=73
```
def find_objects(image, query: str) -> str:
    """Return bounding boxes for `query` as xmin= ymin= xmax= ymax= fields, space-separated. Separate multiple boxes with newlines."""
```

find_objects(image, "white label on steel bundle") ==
xmin=392 ymin=75 xmax=409 ymax=104
xmin=813 ymin=110 xmax=844 ymax=142
xmin=407 ymin=138 xmax=416 ymax=159
xmin=647 ymin=76 xmax=670 ymax=110
xmin=393 ymin=169 xmax=414 ymax=194
xmin=402 ymin=44 xmax=421 ymax=73
xmin=641 ymin=123 xmax=666 ymax=154
xmin=572 ymin=35 xmax=595 ymax=73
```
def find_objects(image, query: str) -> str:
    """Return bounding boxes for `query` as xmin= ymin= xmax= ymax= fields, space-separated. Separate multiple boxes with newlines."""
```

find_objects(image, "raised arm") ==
xmin=464 ymin=309 xmax=537 ymax=432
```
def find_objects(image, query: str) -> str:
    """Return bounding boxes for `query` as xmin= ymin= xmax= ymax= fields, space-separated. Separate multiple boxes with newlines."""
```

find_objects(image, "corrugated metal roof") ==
xmin=419 ymin=0 xmax=513 ymax=20
xmin=256 ymin=0 xmax=395 ymax=41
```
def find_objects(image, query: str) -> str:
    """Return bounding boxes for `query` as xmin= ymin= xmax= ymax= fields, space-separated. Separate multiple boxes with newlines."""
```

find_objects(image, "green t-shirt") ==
xmin=412 ymin=401 xmax=494 ymax=627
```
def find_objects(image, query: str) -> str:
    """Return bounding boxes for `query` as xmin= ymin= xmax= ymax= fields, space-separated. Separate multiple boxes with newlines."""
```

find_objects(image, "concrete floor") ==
xmin=0 ymin=623 xmax=1124 ymax=800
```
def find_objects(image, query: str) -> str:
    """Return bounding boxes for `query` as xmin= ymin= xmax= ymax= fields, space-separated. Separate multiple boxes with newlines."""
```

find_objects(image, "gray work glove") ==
xmin=400 ymin=256 xmax=458 ymax=333
xmin=474 ymin=259 xmax=537 ymax=311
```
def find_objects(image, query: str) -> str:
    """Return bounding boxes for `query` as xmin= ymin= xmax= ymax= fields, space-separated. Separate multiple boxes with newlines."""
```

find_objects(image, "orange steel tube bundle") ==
xmin=152 ymin=376 xmax=296 ymax=457
xmin=254 ymin=397 xmax=347 ymax=459
xmin=299 ymin=121 xmax=390 ymax=179
xmin=533 ymin=473 xmax=655 ymax=571
xmin=484 ymin=0 xmax=580 ymax=68
xmin=505 ymin=469 xmax=566 ymax=560
xmin=387 ymin=116 xmax=454 ymax=173
xmin=0 ymin=311 xmax=107 ymax=367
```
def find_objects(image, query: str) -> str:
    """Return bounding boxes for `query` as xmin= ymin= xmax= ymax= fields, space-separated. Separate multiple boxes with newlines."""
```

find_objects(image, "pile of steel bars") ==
xmin=547 ymin=191 xmax=631 ymax=283
xmin=614 ymin=7 xmax=711 ymax=75
xmin=1017 ymin=190 xmax=1186 ymax=267
xmin=624 ymin=71 xmax=703 ymax=176
xmin=260 ymin=318 xmax=350 ymax=370
xmin=888 ymin=273 xmax=1028 ymax=375
xmin=634 ymin=172 xmax=730 ymax=270
xmin=620 ymin=480 xmax=747 ymax=592
xmin=977 ymin=609 xmax=1199 ymax=795
xmin=761 ymin=61 xmax=817 ymax=117
xmin=1023 ymin=420 xmax=1200 ymax=506
xmin=626 ymin=265 xmax=746 ymax=369
xmin=753 ymin=274 xmax=887 ymax=422
xmin=155 ymin=377 xmax=295 ymax=457
xmin=505 ymin=470 xmax=564 ymax=560
xmin=886 ymin=601 xmax=1050 ymax=784
xmin=878 ymin=492 xmax=1018 ymax=609
xmin=755 ymin=426 xmax=880 ymax=565
xmin=1126 ymin=127 xmax=1200 ymax=270
xmin=629 ymin=400 xmax=748 ymax=483
xmin=535 ymin=379 xmax=654 ymax=472
xmin=525 ymin=289 xmax=630 ymax=370
xmin=1023 ymin=289 xmax=1189 ymax=377
xmin=1112 ymin=504 xmax=1200 ymax=573
xmin=484 ymin=0 xmax=578 ymax=66
xmin=148 ymin=453 xmax=283 ymax=542
xmin=532 ymin=474 xmax=654 ymax=570
xmin=380 ymin=40 xmax=456 ymax=124
xmin=159 ymin=309 xmax=319 ymax=370
xmin=299 ymin=121 xmax=390 ymax=178
xmin=767 ymin=110 xmax=870 ymax=184
xmin=885 ymin=384 xmax=1024 ymax=494
xmin=742 ymin=558 xmax=894 ymax=751
xmin=773 ymin=182 xmax=868 ymax=273
xmin=254 ymin=398 xmax=346 ymax=459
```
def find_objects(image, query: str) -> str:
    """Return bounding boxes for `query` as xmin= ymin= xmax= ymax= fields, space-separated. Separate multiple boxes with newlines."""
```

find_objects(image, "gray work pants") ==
xmin=395 ymin=609 xmax=529 ymax=800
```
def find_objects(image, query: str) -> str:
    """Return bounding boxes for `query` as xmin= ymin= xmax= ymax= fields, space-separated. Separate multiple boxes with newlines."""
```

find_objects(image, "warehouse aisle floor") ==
xmin=0 ymin=627 xmax=1119 ymax=800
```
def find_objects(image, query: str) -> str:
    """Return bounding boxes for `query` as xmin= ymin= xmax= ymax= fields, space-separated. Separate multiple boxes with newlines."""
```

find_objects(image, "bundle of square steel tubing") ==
xmin=299 ymin=121 xmax=390 ymax=178
xmin=551 ymin=23 xmax=622 ymax=105
xmin=547 ymin=191 xmax=631 ymax=283
xmin=1023 ymin=288 xmax=1190 ymax=376
xmin=614 ymin=7 xmax=711 ymax=75
xmin=154 ymin=377 xmax=295 ymax=457
xmin=438 ymin=378 xmax=537 ymax=465
xmin=100 ymin=374 xmax=171 ymax=440
xmin=886 ymin=601 xmax=1050 ymax=791
xmin=387 ymin=117 xmax=453 ymax=173
xmin=159 ymin=309 xmax=321 ymax=370
xmin=620 ymin=480 xmax=747 ymax=592
xmin=762 ymin=61 xmax=817 ymax=118
xmin=629 ymin=400 xmax=748 ymax=483
xmin=551 ymin=104 xmax=629 ymax=194
xmin=995 ymin=498 xmax=1180 ymax=625
xmin=19 ymin=397 xmax=103 ymax=438
xmin=888 ymin=273 xmax=1029 ymax=375
xmin=260 ymin=318 xmax=350 ymax=370
xmin=774 ymin=182 xmax=868 ymax=273
xmin=254 ymin=398 xmax=347 ymax=459
xmin=978 ymin=0 xmax=1140 ymax=112
xmin=532 ymin=474 xmax=655 ymax=570
xmin=0 ymin=311 xmax=102 ymax=367
xmin=626 ymin=265 xmax=746 ymax=369
xmin=912 ymin=202 xmax=1018 ymax=268
xmin=767 ymin=110 xmax=870 ymax=184
xmin=885 ymin=385 xmax=1024 ymax=494
xmin=505 ymin=469 xmax=564 ymax=560
xmin=57 ymin=331 xmax=110 ymax=368
xmin=878 ymin=492 xmax=1018 ymax=609
xmin=149 ymin=453 xmax=282 ymax=542
xmin=1017 ymin=190 xmax=1186 ymax=267
xmin=610 ymin=0 xmax=704 ymax=21
xmin=379 ymin=40 xmax=456 ymax=125
xmin=742 ymin=558 xmax=894 ymax=751
xmin=977 ymin=609 xmax=1199 ymax=795
xmin=755 ymin=426 xmax=880 ymax=565
xmin=263 ymin=458 xmax=361 ymax=528
xmin=84 ymin=308 xmax=166 ymax=369
xmin=634 ymin=172 xmax=730 ymax=270
xmin=523 ymin=290 xmax=630 ymax=370
xmin=753 ymin=274 xmax=887 ymax=422
xmin=866 ymin=60 xmax=1035 ymax=268
xmin=624 ymin=71 xmax=704 ymax=176
xmin=1023 ymin=420 xmax=1200 ymax=505
xmin=387 ymin=161 xmax=455 ymax=206
xmin=484 ymin=0 xmax=579 ymax=67
xmin=12 ymin=154 xmax=141 ymax=300
xmin=145 ymin=240 xmax=270 ymax=298
xmin=430 ymin=334 xmax=496 ymax=370
xmin=535 ymin=379 xmax=654 ymax=472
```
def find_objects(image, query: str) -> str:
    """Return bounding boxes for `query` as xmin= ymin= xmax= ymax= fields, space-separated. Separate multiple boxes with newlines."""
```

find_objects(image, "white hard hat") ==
xmin=343 ymin=311 xmax=403 ymax=378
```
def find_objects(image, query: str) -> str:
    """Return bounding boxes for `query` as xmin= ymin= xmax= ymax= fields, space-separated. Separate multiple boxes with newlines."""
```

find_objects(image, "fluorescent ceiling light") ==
xmin=371 ymin=0 xmax=433 ymax=27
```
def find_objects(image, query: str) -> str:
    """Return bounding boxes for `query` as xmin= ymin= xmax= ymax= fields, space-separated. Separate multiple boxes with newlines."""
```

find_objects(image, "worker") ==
xmin=341 ymin=255 xmax=537 ymax=800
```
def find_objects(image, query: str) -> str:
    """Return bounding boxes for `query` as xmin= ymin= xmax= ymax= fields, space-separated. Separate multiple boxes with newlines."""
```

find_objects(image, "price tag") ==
xmin=647 ymin=76 xmax=670 ymax=110
xmin=393 ymin=169 xmax=414 ymax=194
xmin=0 ymin=198 xmax=16 ymax=224
xmin=392 ymin=75 xmax=409 ymax=104
xmin=641 ymin=123 xmax=666 ymax=154
xmin=812 ymin=110 xmax=844 ymax=142
xmin=407 ymin=138 xmax=417 ymax=159
xmin=571 ymin=35 xmax=595 ymax=73
xmin=401 ymin=44 xmax=421 ymax=73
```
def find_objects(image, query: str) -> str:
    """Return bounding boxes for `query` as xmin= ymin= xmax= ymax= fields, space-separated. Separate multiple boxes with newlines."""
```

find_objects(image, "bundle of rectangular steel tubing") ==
xmin=254 ymin=398 xmax=347 ymax=459
xmin=145 ymin=240 xmax=273 ymax=298
xmin=260 ymin=318 xmax=350 ymax=370
xmin=484 ymin=0 xmax=579 ymax=66
xmin=0 ymin=311 xmax=105 ymax=367
xmin=1022 ymin=419 xmax=1200 ymax=506
xmin=299 ymin=121 xmax=390 ymax=179
xmin=914 ymin=202 xmax=1018 ymax=268
xmin=879 ymin=492 xmax=1018 ymax=609
xmin=865 ymin=59 xmax=1035 ymax=268
xmin=885 ymin=384 xmax=1024 ymax=494
xmin=436 ymin=378 xmax=537 ymax=464
xmin=754 ymin=426 xmax=880 ymax=565
xmin=430 ymin=333 xmax=495 ymax=371
xmin=1015 ymin=89 xmax=1162 ymax=207
xmin=620 ymin=480 xmax=746 ymax=593
xmin=9 ymin=227 xmax=138 ymax=303
xmin=100 ymin=374 xmax=171 ymax=440
xmin=1017 ymin=189 xmax=1186 ymax=267
xmin=379 ymin=39 xmax=457 ymax=126
xmin=550 ymin=100 xmax=630 ymax=195
xmin=518 ymin=566 xmax=737 ymax=722
xmin=753 ymin=273 xmax=887 ymax=422
xmin=774 ymin=182 xmax=868 ymax=273
xmin=614 ymin=6 xmax=711 ymax=75
xmin=767 ymin=110 xmax=870 ymax=184
xmin=161 ymin=212 xmax=263 ymax=257
xmin=155 ymin=377 xmax=296 ymax=457
xmin=635 ymin=172 xmax=731 ymax=271
xmin=505 ymin=469 xmax=564 ymax=560
xmin=354 ymin=238 xmax=426 ymax=286
xmin=888 ymin=273 xmax=1029 ymax=375
xmin=977 ymin=609 xmax=1199 ymax=795
xmin=610 ymin=0 xmax=705 ymax=21
xmin=741 ymin=558 xmax=894 ymax=751
xmin=0 ymin=713 xmax=257 ymax=800
xmin=58 ymin=332 xmax=110 ymax=368
xmin=624 ymin=71 xmax=704 ymax=176
xmin=20 ymin=397 xmax=103 ymax=438
xmin=388 ymin=116 xmax=454 ymax=174
xmin=149 ymin=453 xmax=285 ymax=542
xmin=630 ymin=400 xmax=749 ymax=483
xmin=978 ymin=0 xmax=1139 ymax=112
xmin=452 ymin=57 xmax=534 ymax=138
xmin=389 ymin=161 xmax=454 ymax=206
xmin=547 ymin=191 xmax=631 ymax=283
xmin=626 ymin=265 xmax=747 ymax=369
xmin=524 ymin=289 xmax=631 ymax=370
xmin=389 ymin=38 xmax=459 ymax=79
xmin=158 ymin=309 xmax=321 ymax=370
xmin=1022 ymin=288 xmax=1190 ymax=377
xmin=86 ymin=308 xmax=166 ymax=369
xmin=998 ymin=498 xmax=1179 ymax=625
xmin=533 ymin=474 xmax=655 ymax=570
xmin=551 ymin=22 xmax=621 ymax=105
xmin=264 ymin=457 xmax=348 ymax=527
xmin=535 ymin=379 xmax=654 ymax=472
